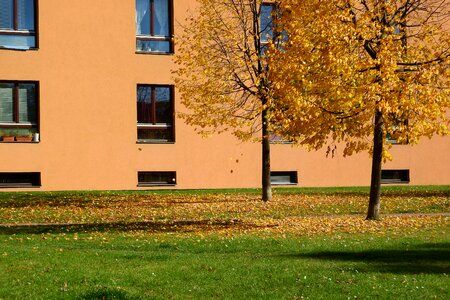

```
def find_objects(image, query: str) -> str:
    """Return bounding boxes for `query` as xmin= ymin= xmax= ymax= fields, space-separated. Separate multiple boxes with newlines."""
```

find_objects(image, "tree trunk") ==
xmin=367 ymin=109 xmax=384 ymax=220
xmin=261 ymin=107 xmax=272 ymax=202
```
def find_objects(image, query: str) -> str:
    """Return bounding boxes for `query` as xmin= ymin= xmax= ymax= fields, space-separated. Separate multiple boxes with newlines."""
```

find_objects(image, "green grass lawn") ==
xmin=0 ymin=186 xmax=448 ymax=299
xmin=1 ymin=229 xmax=449 ymax=299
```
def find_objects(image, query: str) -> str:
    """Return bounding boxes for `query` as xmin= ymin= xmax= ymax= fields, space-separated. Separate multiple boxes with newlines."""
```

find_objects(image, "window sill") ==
xmin=381 ymin=180 xmax=410 ymax=184
xmin=0 ymin=141 xmax=39 ymax=144
xmin=0 ymin=46 xmax=38 ymax=51
xmin=0 ymin=184 xmax=41 ymax=188
xmin=137 ymin=184 xmax=176 ymax=187
xmin=270 ymin=141 xmax=294 ymax=145
xmin=137 ymin=141 xmax=175 ymax=144
xmin=135 ymin=51 xmax=173 ymax=55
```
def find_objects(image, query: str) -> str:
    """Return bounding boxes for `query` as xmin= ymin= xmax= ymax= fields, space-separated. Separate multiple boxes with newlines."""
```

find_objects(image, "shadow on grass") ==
xmin=0 ymin=219 xmax=249 ymax=235
xmin=280 ymin=242 xmax=450 ymax=275
xmin=81 ymin=287 xmax=142 ymax=300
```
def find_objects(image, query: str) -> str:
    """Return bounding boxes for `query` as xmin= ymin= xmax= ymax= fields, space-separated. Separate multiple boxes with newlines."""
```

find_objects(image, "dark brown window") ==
xmin=136 ymin=0 xmax=172 ymax=53
xmin=0 ymin=0 xmax=37 ymax=49
xmin=270 ymin=171 xmax=298 ymax=185
xmin=138 ymin=171 xmax=176 ymax=186
xmin=0 ymin=172 xmax=41 ymax=188
xmin=381 ymin=169 xmax=410 ymax=184
xmin=0 ymin=81 xmax=38 ymax=141
xmin=137 ymin=84 xmax=174 ymax=143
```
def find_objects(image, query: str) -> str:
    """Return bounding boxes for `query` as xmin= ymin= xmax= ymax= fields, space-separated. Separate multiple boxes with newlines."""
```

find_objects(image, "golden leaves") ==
xmin=268 ymin=0 xmax=450 ymax=158
xmin=0 ymin=192 xmax=448 ymax=237
xmin=173 ymin=0 xmax=271 ymax=141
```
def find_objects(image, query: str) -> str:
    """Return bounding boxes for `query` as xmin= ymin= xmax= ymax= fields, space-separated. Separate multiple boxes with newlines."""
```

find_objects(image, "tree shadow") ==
xmin=0 ymin=219 xmax=250 ymax=235
xmin=81 ymin=287 xmax=142 ymax=300
xmin=278 ymin=242 xmax=450 ymax=275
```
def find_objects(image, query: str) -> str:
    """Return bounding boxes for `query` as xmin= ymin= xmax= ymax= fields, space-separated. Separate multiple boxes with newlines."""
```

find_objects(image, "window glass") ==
xmin=0 ymin=83 xmax=14 ymax=123
xmin=17 ymin=0 xmax=34 ymax=30
xmin=18 ymin=83 xmax=36 ymax=123
xmin=260 ymin=4 xmax=273 ymax=42
xmin=136 ymin=40 xmax=170 ymax=53
xmin=137 ymin=85 xmax=174 ymax=142
xmin=136 ymin=0 xmax=172 ymax=53
xmin=0 ymin=172 xmax=41 ymax=187
xmin=138 ymin=128 xmax=173 ymax=142
xmin=0 ymin=82 xmax=38 ymax=139
xmin=155 ymin=87 xmax=171 ymax=123
xmin=136 ymin=0 xmax=150 ymax=35
xmin=154 ymin=0 xmax=169 ymax=36
xmin=137 ymin=85 xmax=152 ymax=124
xmin=0 ymin=0 xmax=36 ymax=49
xmin=138 ymin=171 xmax=176 ymax=186
xmin=0 ymin=34 xmax=35 ymax=48
xmin=0 ymin=0 xmax=13 ymax=29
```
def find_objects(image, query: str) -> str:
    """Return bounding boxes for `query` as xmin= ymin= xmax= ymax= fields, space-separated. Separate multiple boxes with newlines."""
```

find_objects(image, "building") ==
xmin=1 ymin=0 xmax=449 ymax=191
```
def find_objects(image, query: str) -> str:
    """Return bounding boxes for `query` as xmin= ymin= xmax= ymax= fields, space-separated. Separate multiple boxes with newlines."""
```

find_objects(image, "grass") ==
xmin=1 ymin=229 xmax=449 ymax=299
xmin=0 ymin=186 xmax=448 ymax=299
xmin=0 ymin=186 xmax=448 ymax=226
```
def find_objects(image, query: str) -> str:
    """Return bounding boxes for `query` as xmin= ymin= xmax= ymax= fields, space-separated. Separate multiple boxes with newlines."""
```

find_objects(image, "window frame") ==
xmin=0 ymin=0 xmax=38 ymax=50
xmin=381 ymin=169 xmax=410 ymax=184
xmin=0 ymin=172 xmax=41 ymax=188
xmin=260 ymin=3 xmax=275 ymax=47
xmin=270 ymin=171 xmax=298 ymax=185
xmin=0 ymin=80 xmax=39 ymax=142
xmin=135 ymin=0 xmax=173 ymax=54
xmin=136 ymin=84 xmax=175 ymax=143
xmin=137 ymin=171 xmax=176 ymax=187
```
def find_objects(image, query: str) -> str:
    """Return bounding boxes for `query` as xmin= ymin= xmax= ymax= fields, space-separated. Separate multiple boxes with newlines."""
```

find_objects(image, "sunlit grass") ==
xmin=1 ymin=228 xmax=448 ymax=299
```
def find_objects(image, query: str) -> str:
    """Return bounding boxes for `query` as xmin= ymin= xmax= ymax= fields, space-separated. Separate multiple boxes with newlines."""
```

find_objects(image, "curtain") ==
xmin=18 ymin=84 xmax=36 ymax=123
xmin=17 ymin=0 xmax=35 ymax=30
xmin=154 ymin=0 xmax=169 ymax=36
xmin=0 ymin=0 xmax=13 ymax=30
xmin=0 ymin=83 xmax=13 ymax=123
xmin=136 ymin=0 xmax=150 ymax=35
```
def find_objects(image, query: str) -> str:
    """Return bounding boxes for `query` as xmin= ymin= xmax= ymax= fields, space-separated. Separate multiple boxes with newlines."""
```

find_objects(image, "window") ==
xmin=138 ymin=171 xmax=176 ymax=186
xmin=270 ymin=133 xmax=293 ymax=144
xmin=270 ymin=171 xmax=298 ymax=185
xmin=260 ymin=4 xmax=274 ymax=46
xmin=381 ymin=169 xmax=410 ymax=184
xmin=0 ymin=81 xmax=38 ymax=141
xmin=386 ymin=115 xmax=409 ymax=144
xmin=137 ymin=84 xmax=174 ymax=142
xmin=136 ymin=0 xmax=172 ymax=53
xmin=0 ymin=0 xmax=37 ymax=49
xmin=0 ymin=172 xmax=41 ymax=188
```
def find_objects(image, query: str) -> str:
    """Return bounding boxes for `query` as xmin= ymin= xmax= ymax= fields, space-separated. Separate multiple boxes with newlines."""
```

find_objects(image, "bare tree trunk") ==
xmin=367 ymin=109 xmax=383 ymax=220
xmin=262 ymin=106 xmax=272 ymax=202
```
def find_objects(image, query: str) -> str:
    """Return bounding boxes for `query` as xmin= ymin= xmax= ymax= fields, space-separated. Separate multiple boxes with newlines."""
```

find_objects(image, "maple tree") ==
xmin=269 ymin=0 xmax=450 ymax=219
xmin=173 ymin=0 xmax=281 ymax=201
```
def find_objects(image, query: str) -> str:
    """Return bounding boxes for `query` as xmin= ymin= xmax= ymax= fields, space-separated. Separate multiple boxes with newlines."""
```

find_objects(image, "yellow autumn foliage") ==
xmin=269 ymin=0 xmax=450 ymax=158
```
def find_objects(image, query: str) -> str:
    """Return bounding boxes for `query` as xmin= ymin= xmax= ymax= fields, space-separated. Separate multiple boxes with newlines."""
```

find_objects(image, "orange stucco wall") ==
xmin=0 ymin=0 xmax=449 ymax=191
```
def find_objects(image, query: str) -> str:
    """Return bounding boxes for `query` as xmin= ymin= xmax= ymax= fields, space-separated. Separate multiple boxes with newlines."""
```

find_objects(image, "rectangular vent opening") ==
xmin=138 ymin=171 xmax=176 ymax=186
xmin=270 ymin=171 xmax=298 ymax=185
xmin=381 ymin=169 xmax=410 ymax=184
xmin=0 ymin=172 xmax=41 ymax=188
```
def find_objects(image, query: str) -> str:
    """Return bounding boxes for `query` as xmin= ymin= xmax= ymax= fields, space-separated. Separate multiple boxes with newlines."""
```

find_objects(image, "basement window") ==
xmin=381 ymin=169 xmax=410 ymax=184
xmin=0 ymin=172 xmax=40 ymax=188
xmin=138 ymin=171 xmax=176 ymax=186
xmin=270 ymin=171 xmax=298 ymax=185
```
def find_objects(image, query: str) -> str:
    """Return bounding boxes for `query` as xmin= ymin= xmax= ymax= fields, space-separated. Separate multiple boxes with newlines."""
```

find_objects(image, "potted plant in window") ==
xmin=15 ymin=133 xmax=33 ymax=142
xmin=0 ymin=130 xmax=15 ymax=142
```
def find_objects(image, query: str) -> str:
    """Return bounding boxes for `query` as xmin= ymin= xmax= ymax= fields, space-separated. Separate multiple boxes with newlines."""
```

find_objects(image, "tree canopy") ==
xmin=269 ymin=0 xmax=450 ymax=219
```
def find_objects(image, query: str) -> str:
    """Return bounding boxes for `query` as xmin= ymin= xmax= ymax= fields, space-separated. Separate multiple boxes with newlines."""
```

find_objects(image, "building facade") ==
xmin=0 ymin=0 xmax=449 ymax=191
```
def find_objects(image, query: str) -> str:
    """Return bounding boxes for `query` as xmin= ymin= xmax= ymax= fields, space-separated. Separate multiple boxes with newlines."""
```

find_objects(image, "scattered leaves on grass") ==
xmin=0 ymin=192 xmax=448 ymax=237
